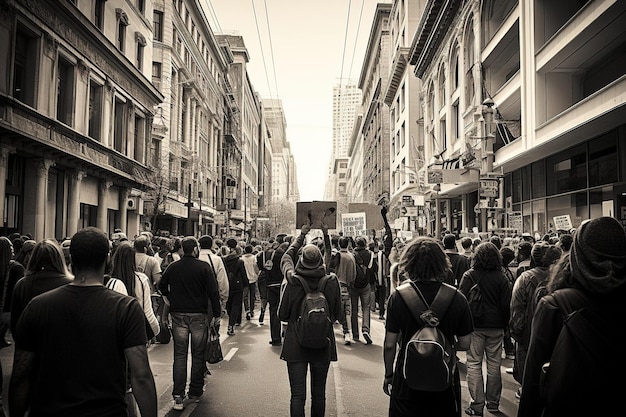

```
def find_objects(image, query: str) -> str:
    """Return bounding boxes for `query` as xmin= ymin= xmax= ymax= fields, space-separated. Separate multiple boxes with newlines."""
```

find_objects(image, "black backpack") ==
xmin=294 ymin=275 xmax=332 ymax=349
xmin=353 ymin=251 xmax=370 ymax=289
xmin=465 ymin=270 xmax=484 ymax=319
xmin=397 ymin=282 xmax=457 ymax=392
xmin=539 ymin=288 xmax=625 ymax=415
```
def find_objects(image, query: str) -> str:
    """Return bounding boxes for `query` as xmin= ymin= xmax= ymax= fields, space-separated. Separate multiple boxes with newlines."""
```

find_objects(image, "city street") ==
xmin=2 ymin=313 xmax=522 ymax=416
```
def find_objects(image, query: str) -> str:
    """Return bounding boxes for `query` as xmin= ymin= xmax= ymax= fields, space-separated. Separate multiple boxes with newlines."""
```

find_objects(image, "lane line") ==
xmin=223 ymin=347 xmax=238 ymax=361
xmin=332 ymin=361 xmax=346 ymax=417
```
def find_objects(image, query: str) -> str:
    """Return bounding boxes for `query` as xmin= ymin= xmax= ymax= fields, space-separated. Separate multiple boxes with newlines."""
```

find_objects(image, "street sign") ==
xmin=214 ymin=212 xmax=226 ymax=224
xmin=479 ymin=178 xmax=500 ymax=198
xmin=401 ymin=206 xmax=418 ymax=217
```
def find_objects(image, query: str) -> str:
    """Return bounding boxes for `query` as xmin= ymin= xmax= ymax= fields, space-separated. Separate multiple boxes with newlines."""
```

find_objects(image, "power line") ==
xmin=251 ymin=0 xmax=274 ymax=101
xmin=339 ymin=0 xmax=352 ymax=89
xmin=204 ymin=0 xmax=222 ymax=34
xmin=348 ymin=0 xmax=365 ymax=82
xmin=263 ymin=0 xmax=280 ymax=101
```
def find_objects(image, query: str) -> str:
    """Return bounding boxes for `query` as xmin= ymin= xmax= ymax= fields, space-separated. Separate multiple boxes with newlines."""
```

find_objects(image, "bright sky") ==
xmin=205 ymin=0 xmax=387 ymax=201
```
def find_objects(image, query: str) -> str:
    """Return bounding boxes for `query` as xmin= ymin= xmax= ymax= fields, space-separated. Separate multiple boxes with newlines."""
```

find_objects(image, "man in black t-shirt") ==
xmin=9 ymin=227 xmax=157 ymax=417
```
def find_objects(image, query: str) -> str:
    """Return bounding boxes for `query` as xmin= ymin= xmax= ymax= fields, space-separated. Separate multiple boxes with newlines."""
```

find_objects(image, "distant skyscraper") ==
xmin=332 ymin=82 xmax=361 ymax=159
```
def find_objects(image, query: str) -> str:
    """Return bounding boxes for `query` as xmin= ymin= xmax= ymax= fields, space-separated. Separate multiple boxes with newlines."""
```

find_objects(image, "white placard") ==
xmin=553 ymin=214 xmax=573 ymax=231
xmin=341 ymin=212 xmax=367 ymax=237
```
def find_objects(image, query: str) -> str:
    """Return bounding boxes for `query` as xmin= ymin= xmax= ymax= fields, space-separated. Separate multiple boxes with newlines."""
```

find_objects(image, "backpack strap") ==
xmin=397 ymin=281 xmax=456 ymax=324
xmin=295 ymin=274 xmax=329 ymax=294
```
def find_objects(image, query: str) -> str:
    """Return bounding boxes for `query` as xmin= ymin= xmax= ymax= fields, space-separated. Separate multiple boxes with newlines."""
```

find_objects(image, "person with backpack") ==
xmin=278 ymin=222 xmax=342 ymax=417
xmin=351 ymin=236 xmax=375 ymax=344
xmin=509 ymin=242 xmax=561 ymax=399
xmin=327 ymin=236 xmax=356 ymax=345
xmin=458 ymin=242 xmax=512 ymax=415
xmin=222 ymin=238 xmax=248 ymax=336
xmin=383 ymin=237 xmax=473 ymax=417
xmin=518 ymin=217 xmax=626 ymax=416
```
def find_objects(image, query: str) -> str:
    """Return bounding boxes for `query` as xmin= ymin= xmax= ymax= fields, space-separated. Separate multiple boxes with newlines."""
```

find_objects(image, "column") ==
xmin=0 ymin=147 xmax=12 ymax=230
xmin=190 ymin=98 xmax=197 ymax=151
xmin=67 ymin=170 xmax=86 ymax=238
xmin=34 ymin=159 xmax=55 ymax=242
xmin=97 ymin=179 xmax=112 ymax=233
xmin=119 ymin=188 xmax=130 ymax=234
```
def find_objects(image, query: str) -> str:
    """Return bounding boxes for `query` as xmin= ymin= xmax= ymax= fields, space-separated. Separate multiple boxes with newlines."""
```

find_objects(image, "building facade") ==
xmin=0 ymin=0 xmax=161 ymax=241
xmin=410 ymin=0 xmax=626 ymax=237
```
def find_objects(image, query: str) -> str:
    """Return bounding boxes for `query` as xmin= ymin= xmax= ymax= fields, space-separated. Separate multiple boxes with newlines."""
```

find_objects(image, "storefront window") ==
xmin=588 ymin=132 xmax=618 ymax=187
xmin=546 ymin=144 xmax=586 ymax=195
xmin=547 ymin=192 xmax=588 ymax=231
xmin=589 ymin=186 xmax=613 ymax=219
xmin=523 ymin=202 xmax=531 ymax=235
xmin=532 ymin=200 xmax=546 ymax=236
xmin=531 ymin=160 xmax=546 ymax=198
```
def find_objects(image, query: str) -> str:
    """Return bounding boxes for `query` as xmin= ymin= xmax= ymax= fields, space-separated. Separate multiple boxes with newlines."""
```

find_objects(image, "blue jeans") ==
xmin=286 ymin=361 xmax=330 ymax=417
xmin=350 ymin=285 xmax=371 ymax=338
xmin=466 ymin=328 xmax=504 ymax=411
xmin=171 ymin=313 xmax=208 ymax=398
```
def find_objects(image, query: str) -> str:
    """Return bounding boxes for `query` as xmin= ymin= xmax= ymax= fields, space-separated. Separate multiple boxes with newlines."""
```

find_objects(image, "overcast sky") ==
xmin=205 ymin=0 xmax=387 ymax=201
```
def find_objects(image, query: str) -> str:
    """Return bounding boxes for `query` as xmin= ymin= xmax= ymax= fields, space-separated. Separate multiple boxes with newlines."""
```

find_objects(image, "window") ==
xmin=56 ymin=56 xmax=75 ymax=126
xmin=94 ymin=0 xmax=106 ymax=29
xmin=135 ymin=32 xmax=146 ymax=71
xmin=153 ymin=11 xmax=163 ymax=41
xmin=88 ymin=80 xmax=103 ymax=140
xmin=151 ymin=138 xmax=161 ymax=167
xmin=452 ymin=101 xmax=459 ymax=141
xmin=152 ymin=62 xmax=162 ymax=79
xmin=588 ymin=131 xmax=618 ymax=187
xmin=546 ymin=144 xmax=586 ymax=196
xmin=134 ymin=114 xmax=145 ymax=163
xmin=114 ymin=99 xmax=126 ymax=153
xmin=116 ymin=9 xmax=129 ymax=52
xmin=137 ymin=0 xmax=145 ymax=14
xmin=13 ymin=24 xmax=39 ymax=107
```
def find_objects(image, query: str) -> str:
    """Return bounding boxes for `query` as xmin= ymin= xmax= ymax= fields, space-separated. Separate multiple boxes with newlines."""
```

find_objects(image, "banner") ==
xmin=341 ymin=212 xmax=367 ymax=237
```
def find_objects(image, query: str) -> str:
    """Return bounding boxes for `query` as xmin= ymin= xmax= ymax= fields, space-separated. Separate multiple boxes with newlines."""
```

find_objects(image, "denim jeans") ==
xmin=339 ymin=283 xmax=351 ymax=334
xmin=350 ymin=285 xmax=371 ymax=338
xmin=171 ymin=313 xmax=209 ymax=398
xmin=286 ymin=361 xmax=330 ymax=417
xmin=244 ymin=282 xmax=258 ymax=315
xmin=267 ymin=285 xmax=282 ymax=343
xmin=466 ymin=328 xmax=504 ymax=411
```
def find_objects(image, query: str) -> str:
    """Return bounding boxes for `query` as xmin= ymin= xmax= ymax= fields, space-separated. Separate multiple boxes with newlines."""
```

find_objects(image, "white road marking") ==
xmin=223 ymin=347 xmax=238 ymax=361
xmin=332 ymin=361 xmax=346 ymax=417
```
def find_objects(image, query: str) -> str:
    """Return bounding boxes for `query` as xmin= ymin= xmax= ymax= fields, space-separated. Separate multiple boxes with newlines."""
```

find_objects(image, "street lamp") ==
xmin=479 ymin=97 xmax=497 ymax=233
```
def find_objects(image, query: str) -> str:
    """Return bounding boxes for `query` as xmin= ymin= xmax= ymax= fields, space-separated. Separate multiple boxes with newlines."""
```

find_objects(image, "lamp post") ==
xmin=185 ymin=183 xmax=193 ymax=236
xmin=480 ymin=97 xmax=496 ymax=233
xmin=198 ymin=190 xmax=203 ymax=237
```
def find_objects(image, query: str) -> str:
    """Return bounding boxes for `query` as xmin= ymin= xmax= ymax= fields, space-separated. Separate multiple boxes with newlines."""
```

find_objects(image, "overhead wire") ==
xmin=347 ymin=0 xmax=365 ymax=83
xmin=263 ymin=0 xmax=281 ymax=101
xmin=205 ymin=0 xmax=222 ymax=34
xmin=251 ymin=0 xmax=275 ymax=101
xmin=339 ymin=0 xmax=353 ymax=89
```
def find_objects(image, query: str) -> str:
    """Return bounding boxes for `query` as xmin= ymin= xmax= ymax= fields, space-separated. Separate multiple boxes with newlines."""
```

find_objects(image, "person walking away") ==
xmin=518 ymin=217 xmax=626 ymax=416
xmin=222 ymin=238 xmax=247 ymax=336
xmin=499 ymin=246 xmax=517 ymax=360
xmin=328 ymin=236 xmax=356 ymax=344
xmin=255 ymin=241 xmax=273 ymax=324
xmin=262 ymin=238 xmax=287 ymax=345
xmin=134 ymin=235 xmax=165 ymax=339
xmin=1 ymin=237 xmax=26 ymax=348
xmin=458 ymin=242 xmax=512 ymax=415
xmin=509 ymin=241 xmax=561 ymax=399
xmin=10 ymin=239 xmax=73 ymax=343
xmin=376 ymin=242 xmax=390 ymax=320
xmin=443 ymin=234 xmax=471 ymax=287
xmin=9 ymin=227 xmax=157 ymax=417
xmin=158 ymin=236 xmax=221 ymax=410
xmin=108 ymin=241 xmax=160 ymax=416
xmin=279 ymin=223 xmax=342 ymax=417
xmin=241 ymin=244 xmax=259 ymax=320
xmin=383 ymin=237 xmax=473 ymax=416
xmin=198 ymin=235 xmax=229 ymax=318
xmin=351 ymin=237 xmax=375 ymax=344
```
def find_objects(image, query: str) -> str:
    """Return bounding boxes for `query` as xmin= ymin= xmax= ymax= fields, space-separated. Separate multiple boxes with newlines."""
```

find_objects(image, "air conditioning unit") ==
xmin=127 ymin=197 xmax=139 ymax=211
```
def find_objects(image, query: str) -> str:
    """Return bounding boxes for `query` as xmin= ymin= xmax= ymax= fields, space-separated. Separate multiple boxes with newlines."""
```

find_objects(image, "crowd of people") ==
xmin=0 ymin=209 xmax=623 ymax=416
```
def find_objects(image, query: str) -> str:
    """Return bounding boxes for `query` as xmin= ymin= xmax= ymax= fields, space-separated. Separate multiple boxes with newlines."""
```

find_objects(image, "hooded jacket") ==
xmin=222 ymin=252 xmax=247 ymax=293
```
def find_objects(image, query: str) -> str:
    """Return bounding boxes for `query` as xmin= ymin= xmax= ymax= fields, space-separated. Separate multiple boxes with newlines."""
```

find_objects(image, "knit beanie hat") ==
xmin=570 ymin=217 xmax=626 ymax=294
xmin=530 ymin=241 xmax=562 ymax=268
xmin=297 ymin=244 xmax=323 ymax=270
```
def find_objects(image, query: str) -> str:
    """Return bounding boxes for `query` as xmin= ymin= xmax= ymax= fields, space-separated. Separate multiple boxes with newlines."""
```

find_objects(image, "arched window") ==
xmin=451 ymin=43 xmax=460 ymax=92
xmin=438 ymin=65 xmax=446 ymax=110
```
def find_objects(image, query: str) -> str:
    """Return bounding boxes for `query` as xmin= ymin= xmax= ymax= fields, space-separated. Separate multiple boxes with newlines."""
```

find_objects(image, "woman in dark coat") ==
xmin=279 ymin=223 xmax=342 ymax=417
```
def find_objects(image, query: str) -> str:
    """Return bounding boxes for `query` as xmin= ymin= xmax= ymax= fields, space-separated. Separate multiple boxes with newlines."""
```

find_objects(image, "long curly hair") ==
xmin=399 ymin=237 xmax=451 ymax=282
xmin=472 ymin=242 xmax=503 ymax=271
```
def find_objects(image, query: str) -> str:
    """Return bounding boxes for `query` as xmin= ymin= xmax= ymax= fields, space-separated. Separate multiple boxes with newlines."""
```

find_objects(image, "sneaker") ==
xmin=465 ymin=407 xmax=483 ymax=416
xmin=344 ymin=333 xmax=352 ymax=345
xmin=227 ymin=326 xmax=235 ymax=336
xmin=246 ymin=312 xmax=251 ymax=320
xmin=269 ymin=340 xmax=282 ymax=346
xmin=505 ymin=367 xmax=514 ymax=374
xmin=363 ymin=332 xmax=373 ymax=345
xmin=188 ymin=395 xmax=201 ymax=403
xmin=258 ymin=309 xmax=265 ymax=323
xmin=505 ymin=354 xmax=515 ymax=360
xmin=172 ymin=396 xmax=184 ymax=411
xmin=515 ymin=387 xmax=522 ymax=399
xmin=486 ymin=403 xmax=499 ymax=412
